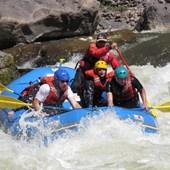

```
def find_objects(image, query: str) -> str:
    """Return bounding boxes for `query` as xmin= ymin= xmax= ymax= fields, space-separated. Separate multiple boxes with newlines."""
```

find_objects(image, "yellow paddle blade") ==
xmin=152 ymin=102 xmax=170 ymax=112
xmin=160 ymin=102 xmax=170 ymax=106
xmin=0 ymin=83 xmax=14 ymax=93
xmin=59 ymin=58 xmax=65 ymax=63
xmin=0 ymin=95 xmax=32 ymax=109
xmin=149 ymin=108 xmax=159 ymax=117
xmin=147 ymin=100 xmax=159 ymax=117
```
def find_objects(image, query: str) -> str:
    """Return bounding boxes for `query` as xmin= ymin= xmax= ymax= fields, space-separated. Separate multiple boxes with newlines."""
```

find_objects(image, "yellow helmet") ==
xmin=95 ymin=60 xmax=108 ymax=69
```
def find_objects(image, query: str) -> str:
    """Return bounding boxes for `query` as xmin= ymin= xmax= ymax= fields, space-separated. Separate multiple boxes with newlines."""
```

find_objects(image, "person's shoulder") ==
xmin=89 ymin=42 xmax=96 ymax=47
xmin=39 ymin=84 xmax=50 ymax=92
xmin=131 ymin=76 xmax=141 ymax=84
xmin=131 ymin=76 xmax=138 ymax=81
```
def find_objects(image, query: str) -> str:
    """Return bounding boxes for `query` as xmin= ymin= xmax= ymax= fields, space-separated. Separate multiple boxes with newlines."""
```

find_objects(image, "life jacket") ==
xmin=21 ymin=76 xmax=68 ymax=105
xmin=21 ymin=82 xmax=41 ymax=102
xmin=80 ymin=43 xmax=110 ymax=70
xmin=100 ymin=51 xmax=120 ymax=69
xmin=85 ymin=69 xmax=114 ymax=90
xmin=41 ymin=76 xmax=68 ymax=105
xmin=111 ymin=76 xmax=138 ymax=103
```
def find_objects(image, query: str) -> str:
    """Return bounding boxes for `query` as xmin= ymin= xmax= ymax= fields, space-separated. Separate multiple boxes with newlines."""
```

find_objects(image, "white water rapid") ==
xmin=1 ymin=61 xmax=170 ymax=170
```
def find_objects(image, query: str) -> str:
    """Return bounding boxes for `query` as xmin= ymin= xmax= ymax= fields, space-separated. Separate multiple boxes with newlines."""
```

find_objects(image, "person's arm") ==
xmin=67 ymin=86 xmax=81 ymax=109
xmin=111 ymin=42 xmax=118 ymax=50
xmin=84 ymin=80 xmax=95 ymax=107
xmin=88 ymin=43 xmax=110 ymax=58
xmin=132 ymin=77 xmax=148 ymax=109
xmin=140 ymin=88 xmax=148 ymax=109
xmin=108 ymin=51 xmax=120 ymax=69
xmin=32 ymin=98 xmax=42 ymax=111
xmin=68 ymin=97 xmax=81 ymax=108
xmin=107 ymin=92 xmax=114 ymax=106
xmin=106 ymin=81 xmax=114 ymax=106
xmin=32 ymin=84 xmax=50 ymax=113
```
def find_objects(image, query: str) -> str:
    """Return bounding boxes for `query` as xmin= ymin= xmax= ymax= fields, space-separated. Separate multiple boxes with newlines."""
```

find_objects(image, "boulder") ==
xmin=0 ymin=51 xmax=19 ymax=84
xmin=0 ymin=0 xmax=100 ymax=49
xmin=135 ymin=1 xmax=170 ymax=31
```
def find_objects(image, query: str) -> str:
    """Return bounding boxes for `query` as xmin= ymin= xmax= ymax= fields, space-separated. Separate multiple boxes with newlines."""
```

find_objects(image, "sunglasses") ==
xmin=60 ymin=80 xmax=69 ymax=83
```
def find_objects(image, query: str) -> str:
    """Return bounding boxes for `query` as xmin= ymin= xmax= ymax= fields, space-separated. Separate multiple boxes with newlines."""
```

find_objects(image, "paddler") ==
xmin=106 ymin=66 xmax=148 ymax=109
xmin=71 ymin=32 xmax=120 ymax=103
xmin=32 ymin=69 xmax=81 ymax=116
xmin=82 ymin=60 xmax=114 ymax=107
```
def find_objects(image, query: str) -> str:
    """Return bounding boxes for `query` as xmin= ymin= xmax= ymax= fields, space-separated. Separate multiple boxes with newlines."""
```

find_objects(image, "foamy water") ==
xmin=1 ymin=61 xmax=170 ymax=170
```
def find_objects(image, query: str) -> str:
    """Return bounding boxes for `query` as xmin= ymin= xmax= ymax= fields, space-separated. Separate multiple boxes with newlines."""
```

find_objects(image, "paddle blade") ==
xmin=0 ymin=83 xmax=14 ymax=93
xmin=0 ymin=95 xmax=32 ymax=109
xmin=153 ymin=102 xmax=170 ymax=112
xmin=147 ymin=100 xmax=159 ymax=117
xmin=161 ymin=102 xmax=170 ymax=107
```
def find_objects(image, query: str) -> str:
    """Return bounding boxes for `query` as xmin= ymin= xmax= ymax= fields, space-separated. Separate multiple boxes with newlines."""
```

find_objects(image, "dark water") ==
xmin=122 ymin=32 xmax=170 ymax=66
xmin=67 ymin=31 xmax=170 ymax=67
xmin=4 ymin=31 xmax=170 ymax=71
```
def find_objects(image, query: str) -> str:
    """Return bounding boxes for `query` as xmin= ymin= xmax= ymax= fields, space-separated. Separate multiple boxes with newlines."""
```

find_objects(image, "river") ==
xmin=0 ymin=31 xmax=170 ymax=170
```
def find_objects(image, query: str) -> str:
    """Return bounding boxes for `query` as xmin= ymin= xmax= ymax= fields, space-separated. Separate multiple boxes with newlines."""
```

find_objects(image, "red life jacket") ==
xmin=21 ymin=76 xmax=68 ymax=104
xmin=87 ymin=43 xmax=110 ymax=58
xmin=80 ymin=43 xmax=110 ymax=70
xmin=112 ymin=76 xmax=138 ymax=103
xmin=85 ymin=69 xmax=114 ymax=90
xmin=40 ymin=76 xmax=68 ymax=105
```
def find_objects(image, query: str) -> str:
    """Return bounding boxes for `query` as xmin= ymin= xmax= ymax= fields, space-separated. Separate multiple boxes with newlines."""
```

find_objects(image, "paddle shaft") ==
xmin=44 ymin=106 xmax=72 ymax=112
xmin=115 ymin=48 xmax=134 ymax=76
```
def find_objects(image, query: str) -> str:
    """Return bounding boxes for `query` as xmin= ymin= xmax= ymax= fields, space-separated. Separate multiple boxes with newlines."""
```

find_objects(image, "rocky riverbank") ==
xmin=0 ymin=0 xmax=170 ymax=84
xmin=0 ymin=0 xmax=169 ymax=49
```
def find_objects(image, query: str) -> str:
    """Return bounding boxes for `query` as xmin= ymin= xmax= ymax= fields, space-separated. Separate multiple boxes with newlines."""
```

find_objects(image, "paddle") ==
xmin=0 ymin=95 xmax=72 ymax=112
xmin=0 ymin=95 xmax=32 ymax=109
xmin=0 ymin=83 xmax=20 ymax=96
xmin=43 ymin=105 xmax=72 ymax=112
xmin=151 ymin=102 xmax=170 ymax=112
xmin=146 ymin=100 xmax=159 ymax=117
xmin=0 ymin=83 xmax=14 ymax=93
xmin=115 ymin=48 xmax=134 ymax=76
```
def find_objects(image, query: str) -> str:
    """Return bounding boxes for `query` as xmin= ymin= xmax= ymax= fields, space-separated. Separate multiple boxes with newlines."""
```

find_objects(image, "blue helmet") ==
xmin=54 ymin=69 xmax=70 ymax=82
xmin=115 ymin=66 xmax=128 ymax=79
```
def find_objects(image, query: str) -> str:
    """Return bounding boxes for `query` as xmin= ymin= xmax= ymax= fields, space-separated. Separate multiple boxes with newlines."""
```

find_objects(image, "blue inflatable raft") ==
xmin=0 ymin=66 xmax=159 ymax=143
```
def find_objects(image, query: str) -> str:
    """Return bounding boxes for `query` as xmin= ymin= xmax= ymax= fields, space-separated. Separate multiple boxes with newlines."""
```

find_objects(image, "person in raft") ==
xmin=32 ymin=69 xmax=81 ymax=116
xmin=106 ymin=66 xmax=148 ymax=109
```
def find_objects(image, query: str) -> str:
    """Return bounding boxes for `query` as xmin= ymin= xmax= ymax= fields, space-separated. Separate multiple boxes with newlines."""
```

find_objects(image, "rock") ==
xmin=0 ymin=51 xmax=14 ymax=68
xmin=0 ymin=0 xmax=100 ymax=49
xmin=158 ymin=0 xmax=164 ymax=3
xmin=0 ymin=0 xmax=170 ymax=51
xmin=135 ymin=2 xmax=170 ymax=31
xmin=97 ymin=0 xmax=170 ymax=32
xmin=0 ymin=22 xmax=17 ymax=49
xmin=0 ymin=51 xmax=19 ymax=84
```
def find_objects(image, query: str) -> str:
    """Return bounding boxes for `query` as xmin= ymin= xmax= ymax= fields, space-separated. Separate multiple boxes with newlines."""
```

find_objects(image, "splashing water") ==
xmin=1 ymin=61 xmax=170 ymax=170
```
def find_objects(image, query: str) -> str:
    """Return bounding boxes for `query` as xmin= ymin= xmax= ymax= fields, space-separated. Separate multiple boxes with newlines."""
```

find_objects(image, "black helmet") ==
xmin=96 ymin=33 xmax=107 ymax=42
